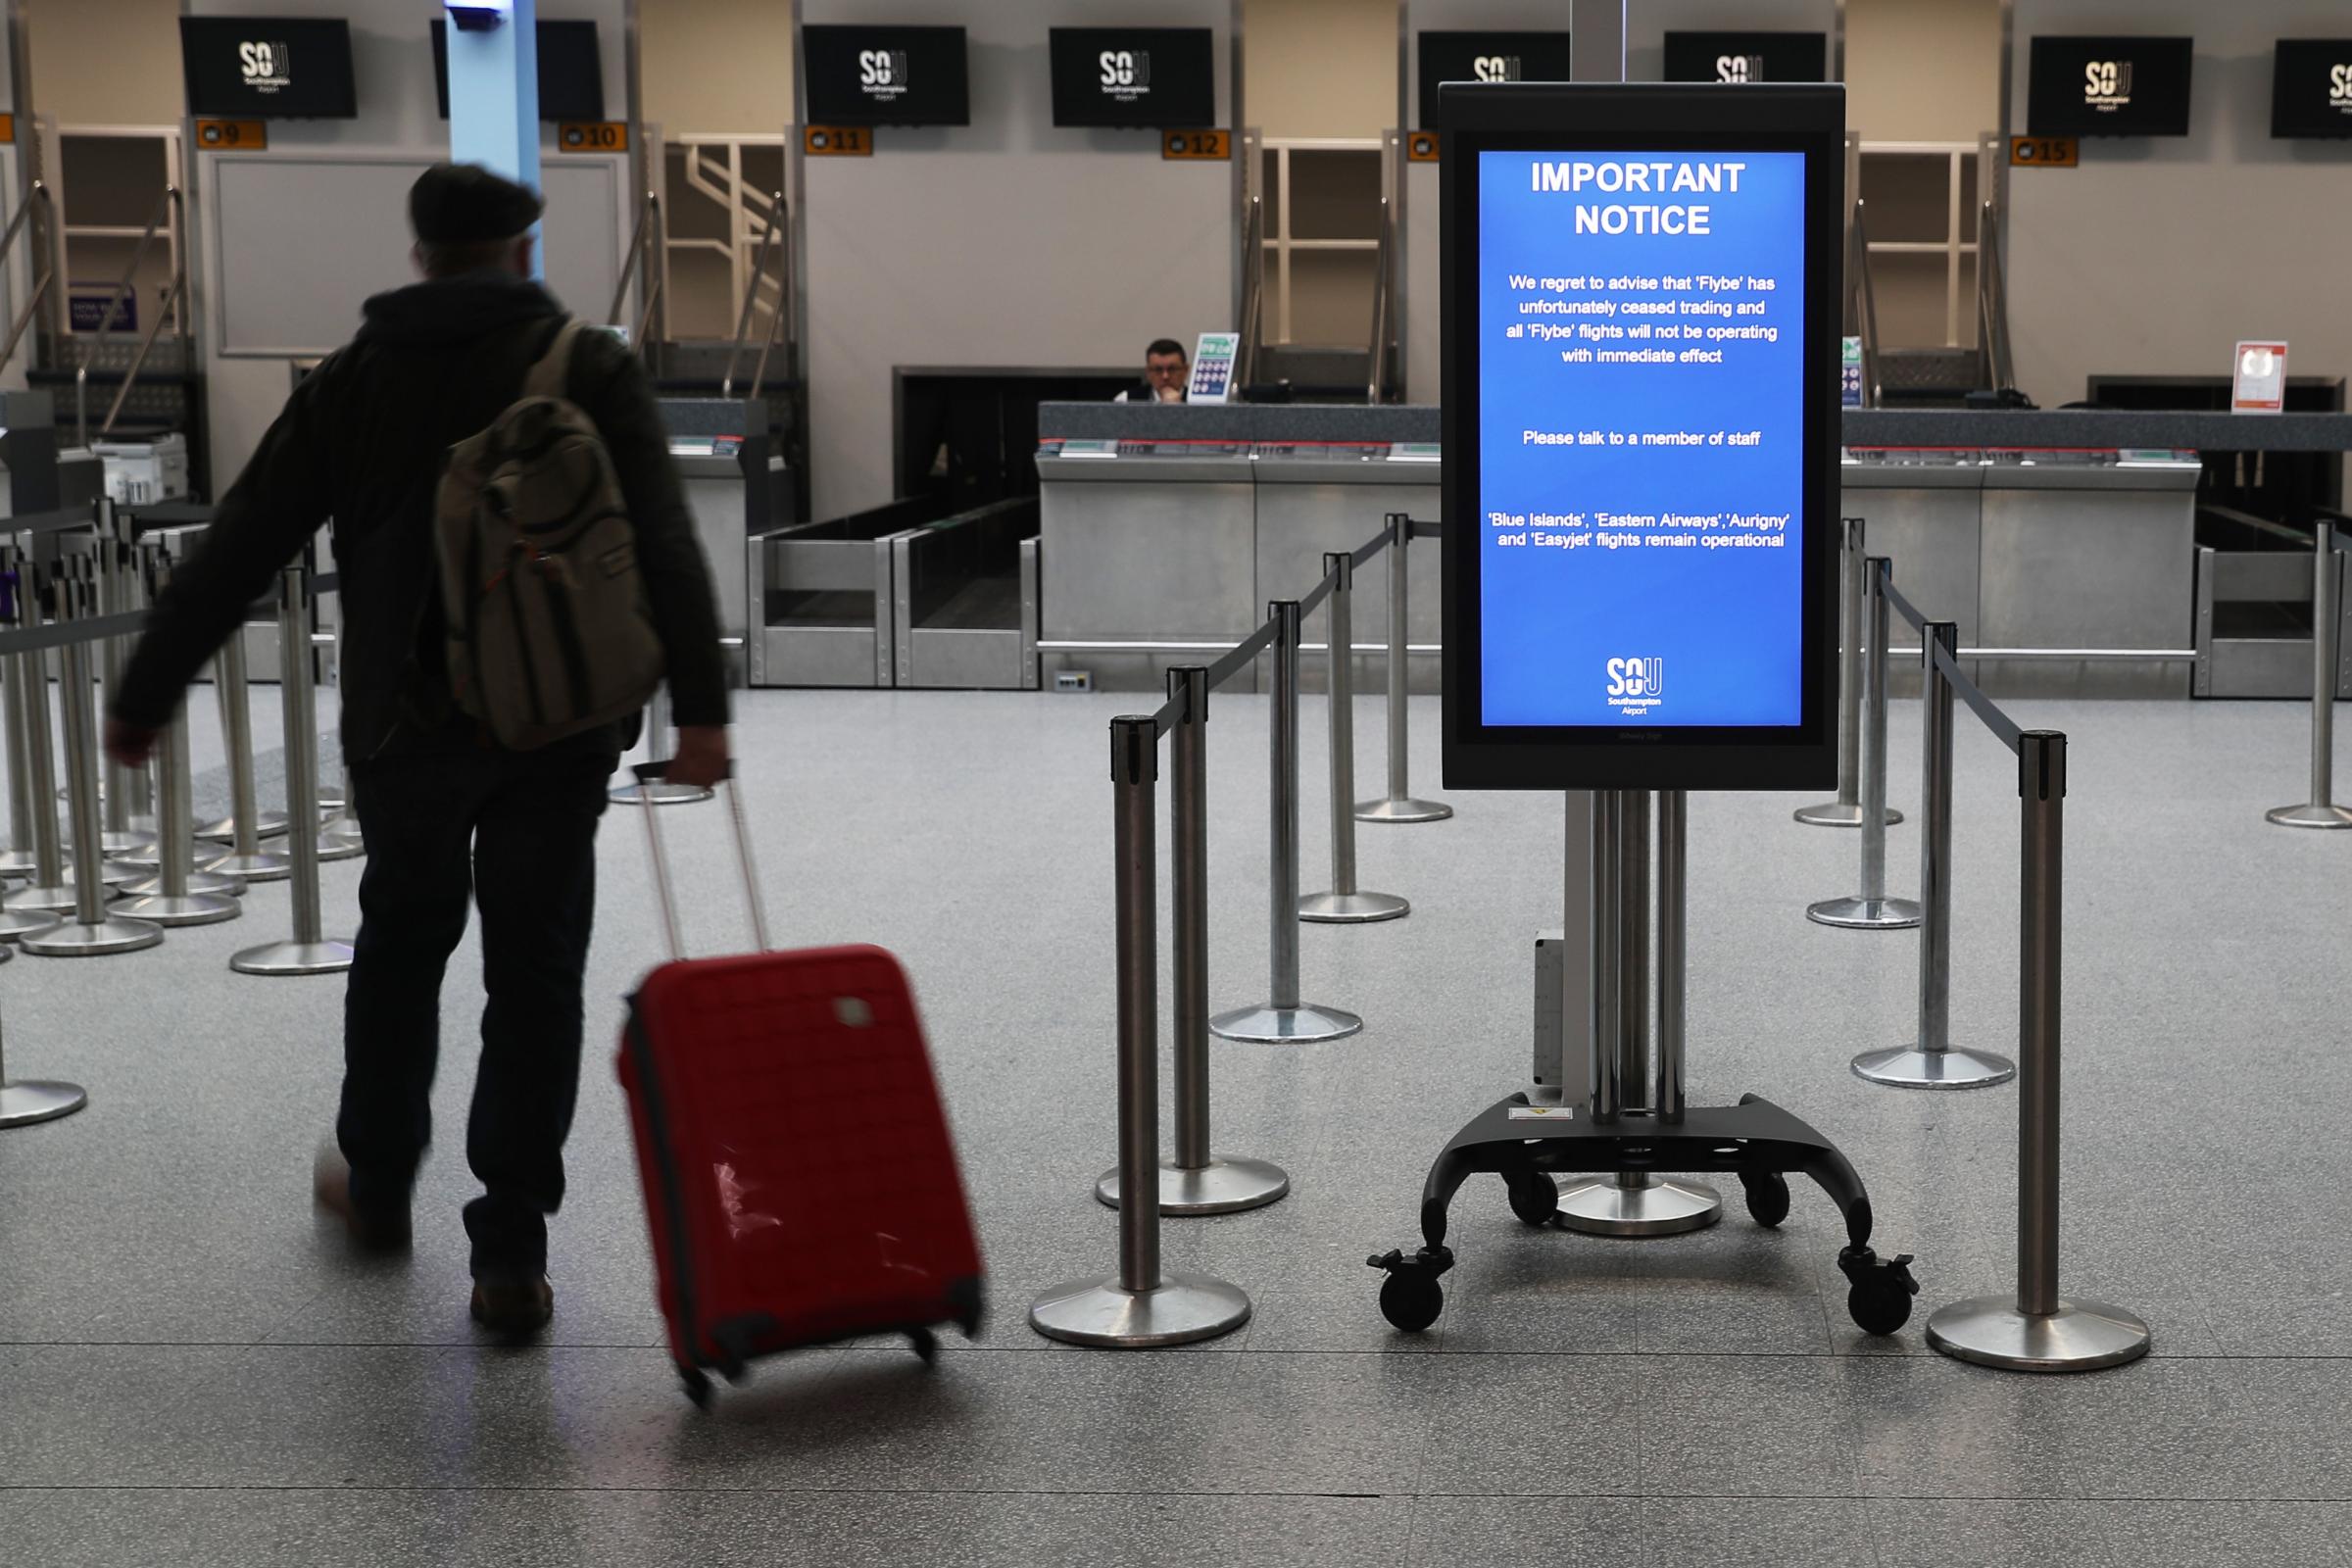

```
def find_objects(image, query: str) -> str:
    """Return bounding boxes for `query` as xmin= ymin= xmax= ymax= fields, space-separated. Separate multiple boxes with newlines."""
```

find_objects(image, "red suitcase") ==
xmin=615 ymin=764 xmax=985 ymax=1406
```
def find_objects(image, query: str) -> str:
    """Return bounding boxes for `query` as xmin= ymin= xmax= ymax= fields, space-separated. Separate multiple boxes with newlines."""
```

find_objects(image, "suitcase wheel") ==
xmin=908 ymin=1328 xmax=939 ymax=1366
xmin=680 ymin=1365 xmax=713 ymax=1410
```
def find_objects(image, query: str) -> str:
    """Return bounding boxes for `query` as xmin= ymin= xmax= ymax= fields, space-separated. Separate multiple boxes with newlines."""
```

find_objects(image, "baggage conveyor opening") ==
xmin=889 ymin=497 xmax=1040 ymax=690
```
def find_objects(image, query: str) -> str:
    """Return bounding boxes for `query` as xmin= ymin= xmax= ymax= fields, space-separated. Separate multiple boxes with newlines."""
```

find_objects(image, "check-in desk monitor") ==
xmin=1439 ymin=82 xmax=1843 ymax=790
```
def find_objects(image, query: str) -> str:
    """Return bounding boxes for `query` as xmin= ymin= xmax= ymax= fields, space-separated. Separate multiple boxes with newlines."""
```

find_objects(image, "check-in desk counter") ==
xmin=1840 ymin=448 xmax=2201 ymax=697
xmin=1036 ymin=404 xmax=1444 ymax=692
xmin=659 ymin=397 xmax=793 ymax=684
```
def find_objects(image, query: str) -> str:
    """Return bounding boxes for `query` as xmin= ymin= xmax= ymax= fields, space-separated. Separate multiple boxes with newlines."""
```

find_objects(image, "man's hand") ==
xmin=667 ymin=724 xmax=730 ymax=789
xmin=105 ymin=717 xmax=162 ymax=771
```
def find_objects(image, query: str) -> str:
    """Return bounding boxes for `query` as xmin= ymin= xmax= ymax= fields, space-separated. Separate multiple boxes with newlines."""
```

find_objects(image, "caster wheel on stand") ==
xmin=1368 ymin=1248 xmax=1452 ymax=1334
xmin=1506 ymin=1170 xmax=1559 ymax=1227
xmin=1740 ymin=1172 xmax=1791 ymax=1228
xmin=1840 ymin=1249 xmax=1921 ymax=1336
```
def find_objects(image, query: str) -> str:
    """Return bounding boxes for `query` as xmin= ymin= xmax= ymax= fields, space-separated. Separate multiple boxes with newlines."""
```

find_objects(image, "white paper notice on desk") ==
xmin=2231 ymin=340 xmax=2288 ymax=414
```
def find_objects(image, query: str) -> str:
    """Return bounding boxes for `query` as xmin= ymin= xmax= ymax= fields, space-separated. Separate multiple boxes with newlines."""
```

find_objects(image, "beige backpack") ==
xmin=434 ymin=318 xmax=664 ymax=750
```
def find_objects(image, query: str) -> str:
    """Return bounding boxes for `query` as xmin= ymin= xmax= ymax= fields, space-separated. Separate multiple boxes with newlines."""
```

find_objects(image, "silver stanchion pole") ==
xmin=1561 ymin=790 xmax=1719 ymax=1235
xmin=2267 ymin=521 xmax=2350 ymax=828
xmin=1929 ymin=731 xmax=2150 ymax=1371
xmin=231 ymin=566 xmax=354 ymax=974
xmin=1853 ymin=621 xmax=2014 ymax=1089
xmin=0 ymin=1007 xmax=86 ymax=1129
xmin=299 ymin=631 xmax=362 ymax=866
xmin=1795 ymin=518 xmax=1897 ymax=828
xmin=1097 ymin=667 xmax=1289 ymax=1216
xmin=110 ymin=684 xmax=241 ymax=926
xmin=1810 ymin=557 xmax=1922 ymax=929
xmin=1356 ymin=513 xmax=1449 ymax=825
xmin=98 ymin=514 xmax=156 ymax=855
xmin=1303 ymin=551 xmax=1407 ymax=923
xmin=1031 ymin=715 xmax=1251 ymax=1348
xmin=1 ymin=547 xmax=46 ymax=880
xmin=22 ymin=564 xmax=164 ymax=956
xmin=198 ymin=629 xmax=292 ymax=881
xmin=0 ymin=566 xmax=72 ymax=934
xmin=612 ymin=685 xmax=712 ymax=806
xmin=1209 ymin=600 xmax=1362 ymax=1043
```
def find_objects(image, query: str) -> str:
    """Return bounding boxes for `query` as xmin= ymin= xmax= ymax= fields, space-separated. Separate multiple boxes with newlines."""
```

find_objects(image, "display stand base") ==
xmin=230 ymin=938 xmax=355 ymax=976
xmin=1807 ymin=895 xmax=1923 ymax=930
xmin=1354 ymin=796 xmax=1452 ymax=824
xmin=1298 ymin=890 xmax=1409 ymax=924
xmin=1851 ymin=1044 xmax=2016 ymax=1090
xmin=1207 ymin=1002 xmax=1362 ymax=1044
xmin=1556 ymin=1173 xmax=1723 ymax=1237
xmin=1095 ymin=1155 xmax=1291 ymax=1215
xmin=0 ymin=1080 xmax=87 ymax=1128
xmin=1028 ymin=1272 xmax=1251 ymax=1348
xmin=2265 ymin=803 xmax=2352 ymax=829
xmin=21 ymin=916 xmax=165 ymax=957
xmin=1793 ymin=800 xmax=1903 ymax=828
xmin=1926 ymin=1295 xmax=2151 ymax=1372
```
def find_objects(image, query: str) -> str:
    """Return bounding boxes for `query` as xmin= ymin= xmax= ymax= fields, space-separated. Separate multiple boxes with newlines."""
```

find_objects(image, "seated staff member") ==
xmin=1116 ymin=338 xmax=1190 ymax=404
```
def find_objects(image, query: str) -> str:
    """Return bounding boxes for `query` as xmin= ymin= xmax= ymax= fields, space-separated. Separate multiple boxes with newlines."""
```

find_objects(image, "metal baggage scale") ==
xmin=1367 ymin=80 xmax=1918 ymax=1337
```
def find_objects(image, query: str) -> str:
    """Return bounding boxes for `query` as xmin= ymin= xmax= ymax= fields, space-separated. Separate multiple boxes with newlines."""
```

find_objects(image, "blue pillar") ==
xmin=445 ymin=0 xmax=542 ymax=275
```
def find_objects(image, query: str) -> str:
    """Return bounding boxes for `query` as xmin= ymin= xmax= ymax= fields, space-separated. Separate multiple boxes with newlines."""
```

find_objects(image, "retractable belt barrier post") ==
xmin=97 ymin=505 xmax=156 ymax=856
xmin=1795 ymin=518 xmax=1897 ymax=828
xmin=199 ymin=625 xmax=292 ymax=881
xmin=2266 ymin=520 xmax=2351 ymax=830
xmin=1095 ymin=666 xmax=1289 ymax=1217
xmin=1356 ymin=513 xmax=1451 ymax=825
xmin=0 ymin=566 xmax=72 ymax=931
xmin=1302 ymin=551 xmax=1407 ymax=923
xmin=1927 ymin=730 xmax=2151 ymax=1372
xmin=1853 ymin=620 xmax=2015 ymax=1090
xmin=22 ymin=562 xmax=163 ymax=957
xmin=1209 ymin=599 xmax=1363 ymax=1044
xmin=230 ymin=565 xmax=354 ymax=976
xmin=1810 ymin=557 xmax=1921 ymax=930
xmin=1030 ymin=715 xmax=1251 ymax=1348
xmin=613 ymin=686 xmax=712 ymax=807
xmin=111 ymin=556 xmax=242 ymax=927
xmin=0 ymin=547 xmax=46 ymax=882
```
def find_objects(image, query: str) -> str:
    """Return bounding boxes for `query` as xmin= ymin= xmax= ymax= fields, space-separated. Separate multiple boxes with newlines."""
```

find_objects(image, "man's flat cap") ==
xmin=409 ymin=163 xmax=544 ymax=245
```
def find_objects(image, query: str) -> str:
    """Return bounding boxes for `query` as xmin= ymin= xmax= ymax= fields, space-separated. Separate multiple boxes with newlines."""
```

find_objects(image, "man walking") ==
xmin=107 ymin=165 xmax=730 ymax=1337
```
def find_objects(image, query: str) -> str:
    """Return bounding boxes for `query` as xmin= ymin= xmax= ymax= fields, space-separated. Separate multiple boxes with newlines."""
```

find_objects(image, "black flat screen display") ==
xmin=2027 ymin=35 xmax=2194 ymax=137
xmin=2272 ymin=39 xmax=2352 ymax=138
xmin=1661 ymin=31 xmax=1828 ymax=85
xmin=180 ymin=16 xmax=357 ymax=120
xmin=1049 ymin=27 xmax=1215 ymax=127
xmin=431 ymin=21 xmax=606 ymax=122
xmin=1417 ymin=32 xmax=1574 ymax=127
xmin=802 ymin=25 xmax=969 ymax=126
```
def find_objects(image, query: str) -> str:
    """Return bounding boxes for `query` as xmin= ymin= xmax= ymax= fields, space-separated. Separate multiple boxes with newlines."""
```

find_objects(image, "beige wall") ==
xmin=640 ymin=0 xmax=795 ymax=134
xmin=23 ymin=0 xmax=182 ymax=125
xmin=1245 ymin=0 xmax=1399 ymax=139
xmin=1845 ymin=0 xmax=2002 ymax=143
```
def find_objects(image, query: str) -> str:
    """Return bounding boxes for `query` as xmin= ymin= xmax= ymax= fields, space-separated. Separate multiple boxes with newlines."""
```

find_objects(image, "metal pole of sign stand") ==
xmin=1301 ymin=552 xmax=1407 ymax=922
xmin=1852 ymin=621 xmax=2015 ymax=1089
xmin=0 ymin=1008 xmax=87 ymax=1129
xmin=612 ymin=686 xmax=711 ymax=806
xmin=231 ymin=566 xmax=354 ymax=975
xmin=1809 ymin=557 xmax=1922 ymax=929
xmin=197 ymin=630 xmax=293 ymax=882
xmin=1795 ymin=519 xmax=1900 ymax=828
xmin=22 ymin=564 xmax=164 ymax=957
xmin=1209 ymin=600 xmax=1363 ymax=1044
xmin=1355 ymin=513 xmax=1450 ymax=824
xmin=0 ymin=567 xmax=72 ymax=934
xmin=2266 ymin=520 xmax=2351 ymax=829
xmin=0 ymin=546 xmax=47 ymax=880
xmin=1559 ymin=789 xmax=1720 ymax=1235
xmin=1928 ymin=731 xmax=2151 ymax=1371
xmin=1096 ymin=666 xmax=1289 ymax=1216
xmin=1031 ymin=715 xmax=1252 ymax=1348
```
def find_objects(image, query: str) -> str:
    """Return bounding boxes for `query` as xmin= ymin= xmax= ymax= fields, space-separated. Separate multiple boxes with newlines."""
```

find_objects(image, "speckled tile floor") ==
xmin=1 ymin=686 xmax=2347 ymax=1566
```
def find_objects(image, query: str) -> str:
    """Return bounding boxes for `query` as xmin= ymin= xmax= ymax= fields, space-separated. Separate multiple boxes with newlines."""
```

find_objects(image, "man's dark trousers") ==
xmin=336 ymin=730 xmax=618 ymax=1281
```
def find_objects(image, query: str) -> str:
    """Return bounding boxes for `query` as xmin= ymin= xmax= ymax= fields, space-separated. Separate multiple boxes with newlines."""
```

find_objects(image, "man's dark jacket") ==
xmin=114 ymin=270 xmax=728 ymax=760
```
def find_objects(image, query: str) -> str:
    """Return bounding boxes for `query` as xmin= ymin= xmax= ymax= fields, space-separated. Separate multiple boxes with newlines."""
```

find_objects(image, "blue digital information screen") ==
xmin=1476 ymin=150 xmax=1806 ymax=729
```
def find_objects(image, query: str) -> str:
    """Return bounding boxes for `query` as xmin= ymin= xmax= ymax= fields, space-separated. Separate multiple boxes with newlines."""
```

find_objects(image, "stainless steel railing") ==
xmin=76 ymin=185 xmax=190 ymax=447
xmin=0 ymin=181 xmax=59 ymax=383
xmin=720 ymin=189 xmax=791 ymax=402
xmin=608 ymin=189 xmax=667 ymax=361
xmin=1846 ymin=198 xmax=1884 ymax=409
xmin=1975 ymin=201 xmax=2017 ymax=395
xmin=1363 ymin=195 xmax=1392 ymax=405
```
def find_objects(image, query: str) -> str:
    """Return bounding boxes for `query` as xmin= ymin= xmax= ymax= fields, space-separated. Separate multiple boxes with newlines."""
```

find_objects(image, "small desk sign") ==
xmin=2231 ymin=340 xmax=2288 ymax=414
xmin=1189 ymin=330 xmax=1240 ymax=405
xmin=1841 ymin=336 xmax=1864 ymax=408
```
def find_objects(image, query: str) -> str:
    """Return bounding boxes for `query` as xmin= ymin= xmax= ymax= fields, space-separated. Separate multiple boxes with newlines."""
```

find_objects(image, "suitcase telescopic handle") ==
xmin=634 ymin=760 xmax=772 ymax=960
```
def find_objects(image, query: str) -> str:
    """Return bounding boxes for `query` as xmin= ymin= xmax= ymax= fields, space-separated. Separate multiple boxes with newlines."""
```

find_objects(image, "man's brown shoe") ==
xmin=470 ymin=1277 xmax=555 ymax=1339
xmin=313 ymin=1150 xmax=413 ymax=1253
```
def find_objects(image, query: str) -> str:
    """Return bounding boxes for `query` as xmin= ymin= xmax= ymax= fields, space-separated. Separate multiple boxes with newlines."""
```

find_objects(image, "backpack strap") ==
xmin=522 ymin=317 xmax=587 ymax=403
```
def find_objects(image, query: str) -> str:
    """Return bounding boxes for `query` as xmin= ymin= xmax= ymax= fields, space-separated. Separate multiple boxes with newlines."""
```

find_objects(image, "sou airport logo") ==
xmin=1472 ymin=54 xmax=1523 ymax=84
xmin=2331 ymin=63 xmax=2352 ymax=108
xmin=858 ymin=49 xmax=912 ymax=102
xmin=238 ymin=39 xmax=293 ymax=94
xmin=1606 ymin=657 xmax=1666 ymax=716
xmin=2083 ymin=59 xmax=2134 ymax=111
xmin=1100 ymin=49 xmax=1153 ymax=102
xmin=1716 ymin=54 xmax=1767 ymax=82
